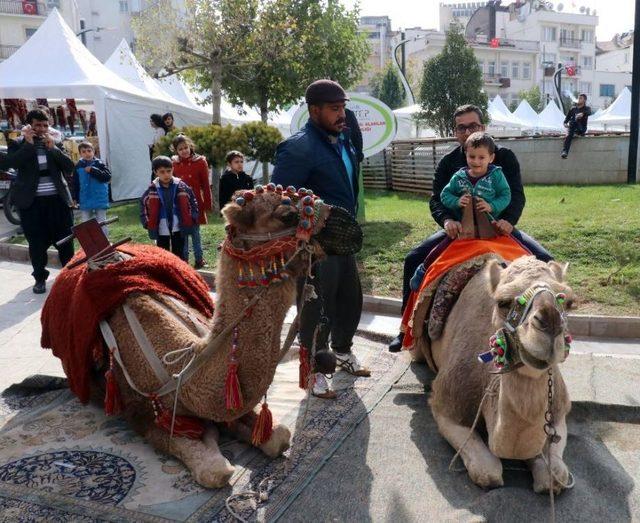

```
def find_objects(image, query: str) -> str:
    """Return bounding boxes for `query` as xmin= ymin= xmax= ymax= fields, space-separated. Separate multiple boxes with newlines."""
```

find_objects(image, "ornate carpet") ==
xmin=0 ymin=337 xmax=408 ymax=522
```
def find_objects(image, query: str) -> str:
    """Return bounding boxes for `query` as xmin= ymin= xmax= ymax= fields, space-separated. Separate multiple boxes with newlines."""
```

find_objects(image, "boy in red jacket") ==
xmin=171 ymin=134 xmax=212 ymax=268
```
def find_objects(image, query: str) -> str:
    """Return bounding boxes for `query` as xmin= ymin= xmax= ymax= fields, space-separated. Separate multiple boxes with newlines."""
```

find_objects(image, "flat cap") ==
xmin=305 ymin=79 xmax=349 ymax=105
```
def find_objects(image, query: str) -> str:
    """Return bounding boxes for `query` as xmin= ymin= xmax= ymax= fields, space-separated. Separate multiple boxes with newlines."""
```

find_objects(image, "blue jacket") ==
xmin=72 ymin=158 xmax=111 ymax=210
xmin=271 ymin=120 xmax=359 ymax=216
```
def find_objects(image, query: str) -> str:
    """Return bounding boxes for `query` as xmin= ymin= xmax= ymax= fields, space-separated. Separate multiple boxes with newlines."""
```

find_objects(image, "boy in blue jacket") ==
xmin=72 ymin=141 xmax=111 ymax=235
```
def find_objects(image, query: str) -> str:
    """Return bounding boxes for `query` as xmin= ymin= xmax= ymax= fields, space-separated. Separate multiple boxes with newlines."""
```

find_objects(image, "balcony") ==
xmin=483 ymin=74 xmax=510 ymax=88
xmin=0 ymin=44 xmax=20 ymax=59
xmin=559 ymin=37 xmax=582 ymax=49
xmin=0 ymin=1 xmax=47 ymax=16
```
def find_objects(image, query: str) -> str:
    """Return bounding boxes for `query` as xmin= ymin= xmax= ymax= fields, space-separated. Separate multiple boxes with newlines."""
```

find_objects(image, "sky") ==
xmin=343 ymin=0 xmax=636 ymax=41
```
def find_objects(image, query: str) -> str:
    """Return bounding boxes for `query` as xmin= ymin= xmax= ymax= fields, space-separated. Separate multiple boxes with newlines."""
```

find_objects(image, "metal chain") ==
xmin=544 ymin=368 xmax=559 ymax=523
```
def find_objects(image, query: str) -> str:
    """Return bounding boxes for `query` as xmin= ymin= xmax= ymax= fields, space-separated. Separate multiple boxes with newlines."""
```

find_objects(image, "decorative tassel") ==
xmin=104 ymin=350 xmax=123 ymax=415
xmin=251 ymin=400 xmax=273 ymax=446
xmin=225 ymin=328 xmax=244 ymax=411
xmin=153 ymin=399 xmax=205 ymax=439
xmin=299 ymin=345 xmax=311 ymax=389
xmin=225 ymin=361 xmax=244 ymax=411
xmin=247 ymin=265 xmax=257 ymax=287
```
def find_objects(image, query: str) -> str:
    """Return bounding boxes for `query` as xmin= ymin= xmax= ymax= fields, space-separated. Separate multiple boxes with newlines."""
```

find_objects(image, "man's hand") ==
xmin=84 ymin=166 xmax=92 ymax=173
xmin=44 ymin=134 xmax=55 ymax=149
xmin=444 ymin=219 xmax=462 ymax=239
xmin=576 ymin=112 xmax=584 ymax=119
xmin=475 ymin=197 xmax=492 ymax=213
xmin=458 ymin=193 xmax=471 ymax=208
xmin=21 ymin=125 xmax=35 ymax=144
xmin=492 ymin=219 xmax=513 ymax=235
xmin=564 ymin=123 xmax=569 ymax=128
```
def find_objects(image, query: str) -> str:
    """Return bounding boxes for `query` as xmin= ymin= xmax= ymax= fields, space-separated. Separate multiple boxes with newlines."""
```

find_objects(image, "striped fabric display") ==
xmin=36 ymin=175 xmax=58 ymax=196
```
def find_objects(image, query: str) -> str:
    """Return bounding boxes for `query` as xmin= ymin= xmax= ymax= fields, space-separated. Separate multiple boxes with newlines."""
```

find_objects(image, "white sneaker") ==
xmin=312 ymin=372 xmax=336 ymax=399
xmin=335 ymin=352 xmax=371 ymax=377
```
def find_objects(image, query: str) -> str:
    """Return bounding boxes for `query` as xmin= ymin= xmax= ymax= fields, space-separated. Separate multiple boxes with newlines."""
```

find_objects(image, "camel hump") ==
xmin=460 ymin=197 xmax=497 ymax=240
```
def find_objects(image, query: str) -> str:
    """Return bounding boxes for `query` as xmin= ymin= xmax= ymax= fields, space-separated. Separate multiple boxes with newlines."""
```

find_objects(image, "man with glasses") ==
xmin=388 ymin=104 xmax=552 ymax=352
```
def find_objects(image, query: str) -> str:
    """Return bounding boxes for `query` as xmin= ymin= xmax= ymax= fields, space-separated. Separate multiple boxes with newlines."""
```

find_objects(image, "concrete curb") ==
xmin=2 ymin=241 xmax=640 ymax=340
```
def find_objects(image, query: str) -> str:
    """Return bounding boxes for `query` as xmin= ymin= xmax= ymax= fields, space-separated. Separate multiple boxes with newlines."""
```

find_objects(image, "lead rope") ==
xmin=544 ymin=368 xmax=557 ymax=523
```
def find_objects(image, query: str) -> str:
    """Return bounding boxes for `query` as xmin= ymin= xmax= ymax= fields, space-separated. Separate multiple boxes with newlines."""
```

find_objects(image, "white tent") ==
xmin=488 ymin=95 xmax=524 ymax=129
xmin=156 ymin=74 xmax=200 ymax=109
xmin=513 ymin=100 xmax=539 ymax=129
xmin=392 ymin=104 xmax=436 ymax=139
xmin=490 ymin=95 xmax=512 ymax=117
xmin=0 ymin=10 xmax=210 ymax=200
xmin=536 ymin=101 xmax=566 ymax=131
xmin=590 ymin=87 xmax=631 ymax=128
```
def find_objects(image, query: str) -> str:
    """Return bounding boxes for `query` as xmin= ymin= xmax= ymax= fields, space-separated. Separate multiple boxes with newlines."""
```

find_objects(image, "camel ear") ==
xmin=548 ymin=261 xmax=569 ymax=282
xmin=221 ymin=202 xmax=254 ymax=229
xmin=487 ymin=259 xmax=504 ymax=294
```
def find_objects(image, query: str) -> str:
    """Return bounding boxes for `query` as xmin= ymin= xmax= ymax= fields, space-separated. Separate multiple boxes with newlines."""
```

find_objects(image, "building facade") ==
xmin=357 ymin=15 xmax=397 ymax=92
xmin=0 ymin=0 xmax=79 ymax=62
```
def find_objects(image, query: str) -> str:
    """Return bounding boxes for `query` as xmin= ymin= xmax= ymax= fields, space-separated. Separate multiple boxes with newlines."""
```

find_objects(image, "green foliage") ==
xmin=417 ymin=26 xmax=487 ymax=136
xmin=516 ymin=85 xmax=545 ymax=112
xmin=370 ymin=64 xmax=405 ymax=109
xmin=154 ymin=122 xmax=282 ymax=169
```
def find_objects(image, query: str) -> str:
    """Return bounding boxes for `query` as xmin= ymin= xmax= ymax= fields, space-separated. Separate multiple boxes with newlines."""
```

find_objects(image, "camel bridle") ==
xmin=478 ymin=283 xmax=572 ymax=374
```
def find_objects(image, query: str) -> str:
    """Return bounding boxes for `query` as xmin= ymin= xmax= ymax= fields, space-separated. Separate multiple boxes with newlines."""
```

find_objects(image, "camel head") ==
xmin=487 ymin=256 xmax=575 ymax=376
xmin=220 ymin=184 xmax=362 ymax=284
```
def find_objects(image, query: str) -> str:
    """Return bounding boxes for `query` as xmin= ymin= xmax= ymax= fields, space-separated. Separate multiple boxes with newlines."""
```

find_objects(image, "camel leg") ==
xmin=432 ymin=408 xmax=504 ymax=489
xmin=527 ymin=417 xmax=570 ymax=495
xmin=229 ymin=411 xmax=291 ymax=458
xmin=145 ymin=425 xmax=235 ymax=488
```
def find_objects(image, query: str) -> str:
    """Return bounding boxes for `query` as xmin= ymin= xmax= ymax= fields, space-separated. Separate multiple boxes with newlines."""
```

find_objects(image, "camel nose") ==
xmin=532 ymin=304 xmax=562 ymax=337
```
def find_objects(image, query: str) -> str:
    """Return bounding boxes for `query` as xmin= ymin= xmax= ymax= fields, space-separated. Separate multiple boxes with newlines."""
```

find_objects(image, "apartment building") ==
xmin=0 ymin=0 xmax=79 ymax=62
xmin=357 ymin=15 xmax=398 ymax=92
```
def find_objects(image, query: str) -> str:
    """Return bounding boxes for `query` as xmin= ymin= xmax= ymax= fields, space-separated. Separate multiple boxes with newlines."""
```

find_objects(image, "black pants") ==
xmin=401 ymin=228 xmax=553 ymax=312
xmin=19 ymin=195 xmax=74 ymax=283
xmin=297 ymin=254 xmax=363 ymax=357
xmin=562 ymin=121 xmax=586 ymax=154
xmin=156 ymin=232 xmax=186 ymax=261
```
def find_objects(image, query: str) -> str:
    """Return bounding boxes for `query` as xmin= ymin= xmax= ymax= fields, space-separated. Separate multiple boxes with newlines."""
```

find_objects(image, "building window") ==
xmin=511 ymin=61 xmax=520 ymax=79
xmin=581 ymin=29 xmax=594 ymax=43
xmin=599 ymin=84 xmax=615 ymax=97
xmin=543 ymin=80 xmax=554 ymax=95
xmin=522 ymin=62 xmax=531 ymax=79
xmin=367 ymin=32 xmax=380 ymax=39
xmin=581 ymin=56 xmax=593 ymax=70
xmin=25 ymin=28 xmax=38 ymax=39
xmin=579 ymin=81 xmax=592 ymax=95
xmin=542 ymin=27 xmax=557 ymax=42
xmin=541 ymin=53 xmax=556 ymax=67
xmin=500 ymin=61 xmax=509 ymax=77
xmin=511 ymin=95 xmax=520 ymax=106
xmin=119 ymin=1 xmax=129 ymax=12
xmin=477 ymin=59 xmax=484 ymax=73
xmin=487 ymin=60 xmax=496 ymax=76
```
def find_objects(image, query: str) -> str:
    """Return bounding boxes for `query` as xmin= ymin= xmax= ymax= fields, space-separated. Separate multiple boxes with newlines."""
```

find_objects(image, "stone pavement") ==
xmin=1 ymin=259 xmax=640 ymax=521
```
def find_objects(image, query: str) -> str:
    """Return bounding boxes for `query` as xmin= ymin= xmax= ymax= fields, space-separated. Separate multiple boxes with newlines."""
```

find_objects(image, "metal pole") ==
xmin=626 ymin=0 xmax=640 ymax=183
xmin=401 ymin=31 xmax=406 ymax=77
xmin=79 ymin=19 xmax=86 ymax=46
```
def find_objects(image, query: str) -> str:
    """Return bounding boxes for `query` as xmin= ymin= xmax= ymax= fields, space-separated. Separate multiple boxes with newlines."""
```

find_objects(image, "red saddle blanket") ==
xmin=41 ymin=244 xmax=215 ymax=404
xmin=401 ymin=236 xmax=530 ymax=350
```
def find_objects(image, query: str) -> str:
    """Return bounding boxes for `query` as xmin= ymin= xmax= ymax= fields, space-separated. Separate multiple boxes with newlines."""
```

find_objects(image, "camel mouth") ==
xmin=519 ymin=348 xmax=551 ymax=370
xmin=313 ymin=206 xmax=363 ymax=256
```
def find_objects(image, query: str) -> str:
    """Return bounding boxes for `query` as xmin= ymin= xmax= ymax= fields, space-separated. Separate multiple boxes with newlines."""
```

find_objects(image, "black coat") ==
xmin=218 ymin=168 xmax=254 ymax=210
xmin=564 ymin=105 xmax=592 ymax=129
xmin=345 ymin=108 xmax=364 ymax=164
xmin=5 ymin=138 xmax=74 ymax=209
xmin=429 ymin=145 xmax=525 ymax=227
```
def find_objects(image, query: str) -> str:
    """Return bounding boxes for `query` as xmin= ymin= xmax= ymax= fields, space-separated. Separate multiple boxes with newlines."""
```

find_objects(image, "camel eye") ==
xmin=564 ymin=299 xmax=574 ymax=310
xmin=497 ymin=299 xmax=511 ymax=309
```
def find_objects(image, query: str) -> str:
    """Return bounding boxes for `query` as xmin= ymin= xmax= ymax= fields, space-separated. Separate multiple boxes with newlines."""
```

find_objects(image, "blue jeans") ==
xmin=182 ymin=225 xmax=203 ymax=263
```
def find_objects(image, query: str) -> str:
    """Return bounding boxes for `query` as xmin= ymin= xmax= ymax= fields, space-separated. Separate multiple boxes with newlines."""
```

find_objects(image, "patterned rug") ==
xmin=0 ymin=338 xmax=408 ymax=522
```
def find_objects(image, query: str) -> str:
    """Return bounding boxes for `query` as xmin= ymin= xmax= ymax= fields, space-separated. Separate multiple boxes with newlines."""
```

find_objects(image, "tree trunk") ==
xmin=210 ymin=60 xmax=222 ymax=125
xmin=260 ymin=95 xmax=269 ymax=185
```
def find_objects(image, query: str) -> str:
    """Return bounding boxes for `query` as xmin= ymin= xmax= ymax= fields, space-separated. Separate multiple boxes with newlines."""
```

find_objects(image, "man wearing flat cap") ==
xmin=272 ymin=79 xmax=370 ymax=399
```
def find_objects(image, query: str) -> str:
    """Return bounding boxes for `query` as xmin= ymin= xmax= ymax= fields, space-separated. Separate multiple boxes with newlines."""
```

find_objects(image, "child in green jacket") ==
xmin=440 ymin=132 xmax=511 ymax=220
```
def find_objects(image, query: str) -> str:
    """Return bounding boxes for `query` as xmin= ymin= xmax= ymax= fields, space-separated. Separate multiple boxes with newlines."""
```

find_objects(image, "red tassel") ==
xmin=299 ymin=345 xmax=311 ymax=390
xmin=251 ymin=401 xmax=273 ymax=446
xmin=155 ymin=406 xmax=205 ymax=439
xmin=225 ymin=361 xmax=244 ymax=411
xmin=104 ymin=350 xmax=122 ymax=415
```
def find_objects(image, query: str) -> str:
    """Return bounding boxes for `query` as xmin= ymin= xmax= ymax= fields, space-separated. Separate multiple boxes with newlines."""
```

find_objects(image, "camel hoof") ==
xmin=467 ymin=457 xmax=504 ymax=489
xmin=192 ymin=456 xmax=235 ymax=488
xmin=533 ymin=460 xmax=569 ymax=495
xmin=409 ymin=348 xmax=425 ymax=363
xmin=260 ymin=424 xmax=291 ymax=458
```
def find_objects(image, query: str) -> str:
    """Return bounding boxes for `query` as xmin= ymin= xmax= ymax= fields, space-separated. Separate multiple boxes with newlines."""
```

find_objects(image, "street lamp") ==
xmin=76 ymin=24 xmax=113 ymax=46
xmin=391 ymin=34 xmax=428 ymax=106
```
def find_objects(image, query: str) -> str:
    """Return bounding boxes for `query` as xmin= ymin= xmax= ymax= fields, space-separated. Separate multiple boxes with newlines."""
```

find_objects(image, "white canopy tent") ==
xmin=536 ymin=101 xmax=566 ymax=131
xmin=513 ymin=100 xmax=539 ymax=129
xmin=0 ymin=10 xmax=210 ymax=200
xmin=487 ymin=96 xmax=524 ymax=130
xmin=392 ymin=104 xmax=437 ymax=139
xmin=590 ymin=87 xmax=631 ymax=129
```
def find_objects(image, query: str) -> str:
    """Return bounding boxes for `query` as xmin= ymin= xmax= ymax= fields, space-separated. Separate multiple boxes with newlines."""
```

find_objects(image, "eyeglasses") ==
xmin=455 ymin=123 xmax=482 ymax=134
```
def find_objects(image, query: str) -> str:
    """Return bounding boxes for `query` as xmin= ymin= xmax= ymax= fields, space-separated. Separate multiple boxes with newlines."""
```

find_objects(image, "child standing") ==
xmin=140 ymin=156 xmax=198 ymax=260
xmin=218 ymin=151 xmax=254 ymax=210
xmin=72 ymin=141 xmax=112 ymax=235
xmin=440 ymin=132 xmax=511 ymax=222
xmin=171 ymin=134 xmax=212 ymax=269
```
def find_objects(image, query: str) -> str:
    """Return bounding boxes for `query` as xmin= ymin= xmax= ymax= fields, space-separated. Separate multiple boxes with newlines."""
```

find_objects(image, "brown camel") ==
xmin=414 ymin=256 xmax=575 ymax=493
xmin=89 ymin=188 xmax=351 ymax=488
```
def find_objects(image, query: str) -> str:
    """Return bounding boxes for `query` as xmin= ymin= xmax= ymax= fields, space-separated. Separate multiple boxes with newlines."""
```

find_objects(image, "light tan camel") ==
xmin=415 ymin=256 xmax=575 ymax=493
xmin=97 ymin=190 xmax=339 ymax=488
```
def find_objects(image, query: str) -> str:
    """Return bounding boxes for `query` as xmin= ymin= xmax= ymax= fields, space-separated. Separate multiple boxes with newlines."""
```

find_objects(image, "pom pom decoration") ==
xmin=243 ymin=191 xmax=254 ymax=201
xmin=281 ymin=197 xmax=291 ymax=205
xmin=517 ymin=295 xmax=527 ymax=306
xmin=235 ymin=197 xmax=246 ymax=206
xmin=266 ymin=183 xmax=276 ymax=192
xmin=255 ymin=185 xmax=265 ymax=194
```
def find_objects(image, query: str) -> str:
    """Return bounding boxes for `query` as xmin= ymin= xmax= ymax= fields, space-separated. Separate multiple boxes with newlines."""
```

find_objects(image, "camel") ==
xmin=414 ymin=255 xmax=575 ymax=494
xmin=48 ymin=185 xmax=359 ymax=489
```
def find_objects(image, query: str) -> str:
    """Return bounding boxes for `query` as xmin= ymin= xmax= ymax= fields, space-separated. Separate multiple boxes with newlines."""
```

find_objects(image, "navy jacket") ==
xmin=271 ymin=120 xmax=359 ymax=216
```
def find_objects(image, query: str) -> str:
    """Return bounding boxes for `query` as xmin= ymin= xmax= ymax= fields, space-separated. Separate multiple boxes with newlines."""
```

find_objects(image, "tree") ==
xmin=370 ymin=64 xmax=405 ymax=109
xmin=514 ymin=85 xmax=544 ymax=112
xmin=417 ymin=26 xmax=487 ymax=137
